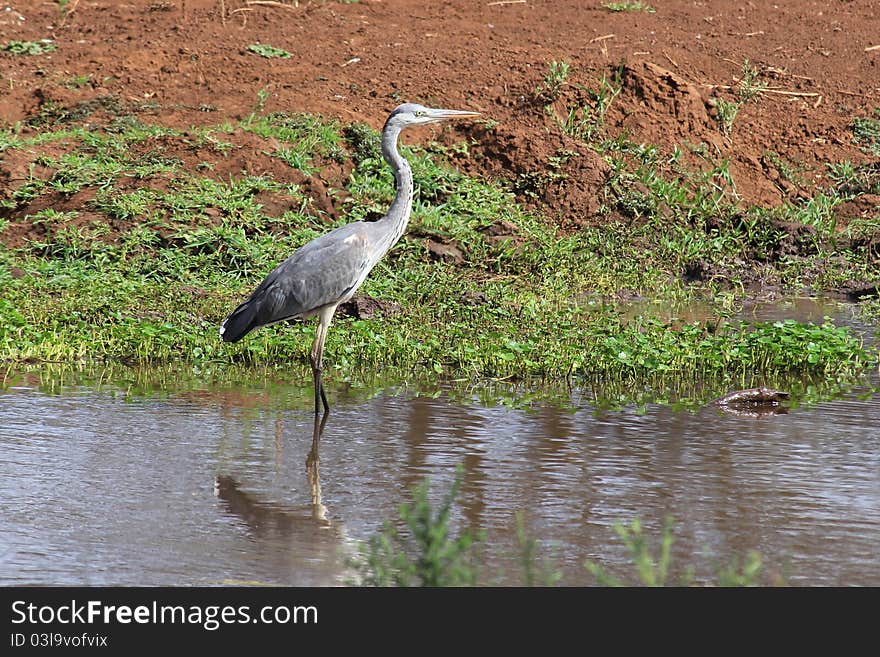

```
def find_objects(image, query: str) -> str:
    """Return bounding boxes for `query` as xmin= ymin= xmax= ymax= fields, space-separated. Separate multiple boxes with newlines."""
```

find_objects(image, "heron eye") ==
xmin=415 ymin=110 xmax=425 ymax=117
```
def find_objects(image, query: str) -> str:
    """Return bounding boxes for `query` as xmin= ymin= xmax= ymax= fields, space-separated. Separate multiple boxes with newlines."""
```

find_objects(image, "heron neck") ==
xmin=379 ymin=123 xmax=414 ymax=252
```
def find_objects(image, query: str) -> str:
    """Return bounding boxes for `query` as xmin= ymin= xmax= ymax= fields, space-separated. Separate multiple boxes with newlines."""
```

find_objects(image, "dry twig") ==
xmin=59 ymin=0 xmax=81 ymax=28
xmin=244 ymin=1 xmax=300 ymax=9
xmin=764 ymin=66 xmax=814 ymax=83
xmin=760 ymin=88 xmax=821 ymax=98
xmin=662 ymin=50 xmax=679 ymax=68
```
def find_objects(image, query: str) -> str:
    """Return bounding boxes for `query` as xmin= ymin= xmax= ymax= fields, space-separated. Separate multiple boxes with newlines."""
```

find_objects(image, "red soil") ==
xmin=1 ymin=0 xmax=878 ymax=231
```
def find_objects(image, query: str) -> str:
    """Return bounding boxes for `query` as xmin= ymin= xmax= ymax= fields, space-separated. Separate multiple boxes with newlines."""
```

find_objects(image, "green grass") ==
xmin=714 ymin=97 xmax=740 ymax=136
xmin=61 ymin=74 xmax=92 ymax=89
xmin=0 ymin=96 xmax=876 ymax=396
xmin=538 ymin=61 xmax=623 ymax=145
xmin=242 ymin=111 xmax=345 ymax=172
xmin=764 ymin=149 xmax=806 ymax=188
xmin=711 ymin=60 xmax=767 ymax=135
xmin=557 ymin=67 xmax=622 ymax=143
xmin=736 ymin=59 xmax=768 ymax=102
xmin=827 ymin=160 xmax=880 ymax=196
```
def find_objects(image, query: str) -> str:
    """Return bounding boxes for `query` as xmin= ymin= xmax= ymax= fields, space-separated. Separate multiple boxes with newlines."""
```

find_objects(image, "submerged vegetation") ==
xmin=0 ymin=75 xmax=877 ymax=405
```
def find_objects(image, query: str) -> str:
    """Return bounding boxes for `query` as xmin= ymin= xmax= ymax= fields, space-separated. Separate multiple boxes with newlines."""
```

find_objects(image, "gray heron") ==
xmin=220 ymin=103 xmax=481 ymax=415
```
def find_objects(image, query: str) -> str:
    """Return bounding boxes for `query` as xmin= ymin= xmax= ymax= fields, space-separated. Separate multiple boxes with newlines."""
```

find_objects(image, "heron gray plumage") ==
xmin=220 ymin=103 xmax=480 ymax=415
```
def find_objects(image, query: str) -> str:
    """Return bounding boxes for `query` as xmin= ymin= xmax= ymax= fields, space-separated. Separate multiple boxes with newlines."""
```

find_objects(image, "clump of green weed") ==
xmin=712 ymin=60 xmax=767 ymax=135
xmin=342 ymin=122 xmax=382 ymax=166
xmin=736 ymin=59 xmax=768 ymax=102
xmin=535 ymin=60 xmax=572 ymax=102
xmin=585 ymin=517 xmax=769 ymax=586
xmin=247 ymin=43 xmax=291 ymax=59
xmin=714 ymin=98 xmax=740 ymax=136
xmin=2 ymin=39 xmax=57 ymax=55
xmin=851 ymin=110 xmax=880 ymax=157
xmin=347 ymin=468 xmax=559 ymax=587
xmin=558 ymin=68 xmax=622 ymax=142
xmin=603 ymin=1 xmax=656 ymax=12
xmin=61 ymin=74 xmax=92 ymax=89
xmin=586 ymin=518 xmax=678 ymax=585
xmin=764 ymin=149 xmax=806 ymax=189
xmin=26 ymin=95 xmax=127 ymax=127
xmin=516 ymin=511 xmax=563 ymax=586
xmin=827 ymin=161 xmax=880 ymax=197
xmin=542 ymin=61 xmax=571 ymax=100
xmin=715 ymin=551 xmax=766 ymax=586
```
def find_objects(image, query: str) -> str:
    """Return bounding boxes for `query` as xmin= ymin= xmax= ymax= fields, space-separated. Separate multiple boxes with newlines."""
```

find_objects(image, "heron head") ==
xmin=387 ymin=103 xmax=481 ymax=129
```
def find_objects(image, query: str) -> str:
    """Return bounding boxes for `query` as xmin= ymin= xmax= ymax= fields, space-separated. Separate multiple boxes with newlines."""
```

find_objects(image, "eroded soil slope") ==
xmin=1 ymin=0 xmax=878 ymax=232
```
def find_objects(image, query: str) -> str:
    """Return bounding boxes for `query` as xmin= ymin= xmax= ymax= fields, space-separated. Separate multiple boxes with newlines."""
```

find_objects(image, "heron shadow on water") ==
xmin=306 ymin=411 xmax=329 ymax=517
xmin=212 ymin=412 xmax=361 ymax=583
xmin=219 ymin=103 xmax=481 ymax=417
xmin=216 ymin=410 xmax=331 ymax=528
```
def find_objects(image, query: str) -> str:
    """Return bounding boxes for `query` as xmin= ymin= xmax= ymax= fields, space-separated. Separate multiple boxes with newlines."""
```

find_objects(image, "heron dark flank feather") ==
xmin=219 ymin=298 xmax=259 ymax=343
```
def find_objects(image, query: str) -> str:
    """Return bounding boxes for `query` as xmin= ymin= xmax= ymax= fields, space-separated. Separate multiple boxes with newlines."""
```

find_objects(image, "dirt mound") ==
xmin=617 ymin=61 xmax=719 ymax=145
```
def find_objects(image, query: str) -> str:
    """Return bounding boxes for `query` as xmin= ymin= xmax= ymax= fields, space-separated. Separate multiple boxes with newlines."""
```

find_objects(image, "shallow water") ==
xmin=2 ymin=294 xmax=878 ymax=586
xmin=1 ymin=362 xmax=878 ymax=586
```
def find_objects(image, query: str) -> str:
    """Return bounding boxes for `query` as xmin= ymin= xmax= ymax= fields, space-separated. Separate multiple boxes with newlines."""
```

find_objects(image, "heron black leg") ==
xmin=313 ymin=368 xmax=329 ymax=416
xmin=313 ymin=367 xmax=321 ymax=416
xmin=319 ymin=378 xmax=329 ymax=413
xmin=309 ymin=356 xmax=327 ymax=417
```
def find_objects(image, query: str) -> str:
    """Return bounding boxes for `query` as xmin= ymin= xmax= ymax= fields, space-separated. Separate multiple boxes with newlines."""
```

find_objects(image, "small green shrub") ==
xmin=349 ymin=466 xmax=480 ymax=586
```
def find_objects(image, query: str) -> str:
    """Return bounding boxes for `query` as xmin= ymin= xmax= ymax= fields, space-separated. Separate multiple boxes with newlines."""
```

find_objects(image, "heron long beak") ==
xmin=426 ymin=108 xmax=482 ymax=121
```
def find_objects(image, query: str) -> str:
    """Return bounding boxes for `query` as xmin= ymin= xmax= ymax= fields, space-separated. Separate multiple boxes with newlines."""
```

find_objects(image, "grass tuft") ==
xmin=851 ymin=110 xmax=880 ymax=156
xmin=2 ymin=39 xmax=57 ymax=55
xmin=603 ymin=1 xmax=656 ymax=13
xmin=246 ymin=43 xmax=292 ymax=59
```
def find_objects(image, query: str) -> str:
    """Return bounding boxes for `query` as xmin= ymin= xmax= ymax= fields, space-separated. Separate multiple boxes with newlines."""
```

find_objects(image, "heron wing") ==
xmin=221 ymin=222 xmax=375 ymax=341
xmin=267 ymin=222 xmax=375 ymax=314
